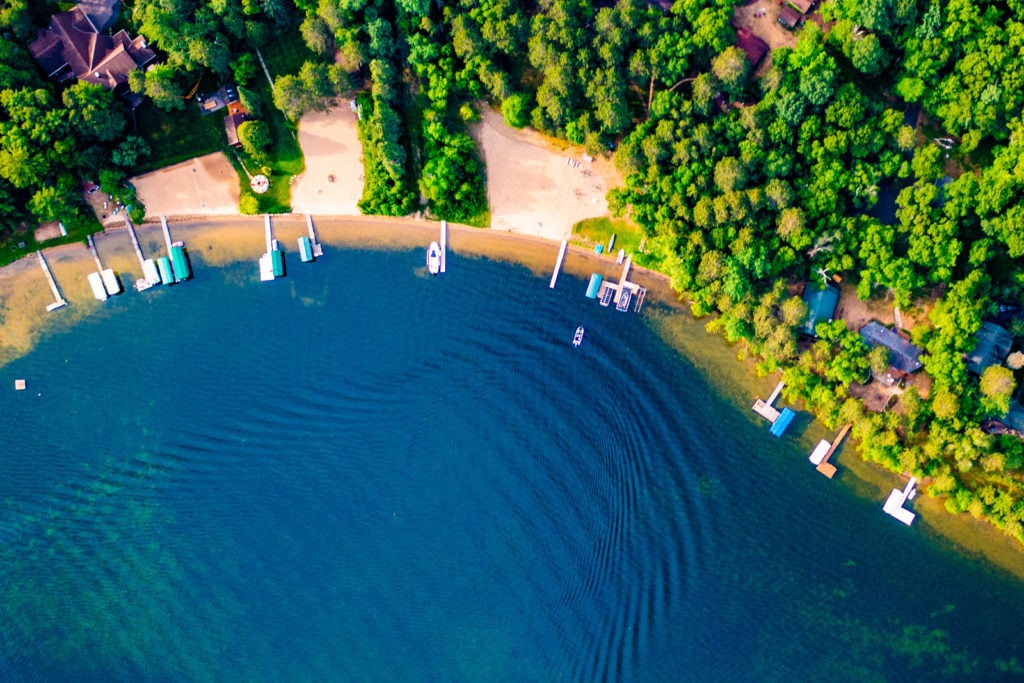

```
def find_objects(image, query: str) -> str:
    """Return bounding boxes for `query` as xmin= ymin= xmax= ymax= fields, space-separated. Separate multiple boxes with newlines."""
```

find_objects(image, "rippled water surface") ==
xmin=2 ymin=248 xmax=1024 ymax=680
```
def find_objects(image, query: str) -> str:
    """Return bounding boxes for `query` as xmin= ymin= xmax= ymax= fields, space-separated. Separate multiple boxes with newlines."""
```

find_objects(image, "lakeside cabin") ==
xmin=860 ymin=321 xmax=923 ymax=385
xmin=801 ymin=284 xmax=840 ymax=337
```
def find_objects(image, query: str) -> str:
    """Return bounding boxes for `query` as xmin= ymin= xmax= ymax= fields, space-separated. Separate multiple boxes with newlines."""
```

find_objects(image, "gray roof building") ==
xmin=966 ymin=321 xmax=1013 ymax=374
xmin=859 ymin=321 xmax=923 ymax=374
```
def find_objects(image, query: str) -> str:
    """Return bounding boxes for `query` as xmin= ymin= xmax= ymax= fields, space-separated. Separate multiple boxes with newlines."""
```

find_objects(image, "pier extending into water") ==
xmin=125 ymin=217 xmax=159 ymax=290
xmin=86 ymin=235 xmax=122 ymax=300
xmin=809 ymin=423 xmax=851 ymax=478
xmin=883 ymin=477 xmax=918 ymax=525
xmin=595 ymin=255 xmax=647 ymax=313
xmin=440 ymin=220 xmax=447 ymax=273
xmin=752 ymin=380 xmax=796 ymax=437
xmin=302 ymin=214 xmax=324 ymax=261
xmin=37 ymin=251 xmax=67 ymax=311
xmin=260 ymin=215 xmax=284 ymax=281
xmin=161 ymin=217 xmax=191 ymax=282
xmin=550 ymin=240 xmax=568 ymax=289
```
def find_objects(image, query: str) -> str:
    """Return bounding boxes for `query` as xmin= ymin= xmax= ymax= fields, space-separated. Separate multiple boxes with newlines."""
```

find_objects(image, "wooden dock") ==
xmin=550 ymin=240 xmax=567 ymax=289
xmin=752 ymin=380 xmax=784 ymax=422
xmin=37 ymin=251 xmax=67 ymax=311
xmin=440 ymin=220 xmax=447 ymax=273
xmin=815 ymin=423 xmax=851 ymax=478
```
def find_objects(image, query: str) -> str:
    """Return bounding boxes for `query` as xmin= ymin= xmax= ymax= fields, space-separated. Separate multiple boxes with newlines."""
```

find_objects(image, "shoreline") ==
xmin=4 ymin=213 xmax=1024 ymax=582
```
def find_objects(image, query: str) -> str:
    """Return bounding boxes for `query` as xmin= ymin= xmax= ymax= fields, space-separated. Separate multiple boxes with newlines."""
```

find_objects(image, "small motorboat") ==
xmin=572 ymin=326 xmax=584 ymax=347
xmin=427 ymin=241 xmax=441 ymax=275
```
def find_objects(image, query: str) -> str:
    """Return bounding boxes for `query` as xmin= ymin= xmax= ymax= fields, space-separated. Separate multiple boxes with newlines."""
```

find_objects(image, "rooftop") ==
xmin=859 ymin=321 xmax=923 ymax=374
xmin=801 ymin=284 xmax=840 ymax=336
xmin=966 ymin=321 xmax=1013 ymax=375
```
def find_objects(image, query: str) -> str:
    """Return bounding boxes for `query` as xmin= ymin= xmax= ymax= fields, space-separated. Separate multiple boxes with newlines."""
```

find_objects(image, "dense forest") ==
xmin=4 ymin=0 xmax=1024 ymax=542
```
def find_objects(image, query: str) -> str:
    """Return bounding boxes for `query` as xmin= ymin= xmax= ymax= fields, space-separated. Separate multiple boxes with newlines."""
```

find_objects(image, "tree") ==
xmin=980 ymin=365 xmax=1016 ymax=416
xmin=237 ymin=120 xmax=272 ymax=161
xmin=232 ymin=53 xmax=258 ymax=86
xmin=144 ymin=65 xmax=185 ymax=111
xmin=62 ymin=82 xmax=126 ymax=143
xmin=300 ymin=14 xmax=333 ymax=55
xmin=502 ymin=93 xmax=530 ymax=128
xmin=711 ymin=46 xmax=749 ymax=94
xmin=111 ymin=136 xmax=151 ymax=168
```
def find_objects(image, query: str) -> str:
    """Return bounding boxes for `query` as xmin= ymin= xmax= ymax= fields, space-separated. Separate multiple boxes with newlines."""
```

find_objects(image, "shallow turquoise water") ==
xmin=2 ymin=247 xmax=1023 ymax=680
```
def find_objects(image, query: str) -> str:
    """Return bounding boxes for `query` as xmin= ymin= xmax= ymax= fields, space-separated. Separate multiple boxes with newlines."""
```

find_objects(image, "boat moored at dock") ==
xmin=427 ymin=241 xmax=441 ymax=275
xmin=87 ymin=271 xmax=108 ymax=301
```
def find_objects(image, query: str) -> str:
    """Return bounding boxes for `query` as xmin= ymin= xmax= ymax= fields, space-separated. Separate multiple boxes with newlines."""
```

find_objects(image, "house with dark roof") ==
xmin=788 ymin=0 xmax=816 ymax=13
xmin=735 ymin=28 xmax=769 ymax=67
xmin=860 ymin=321 xmax=923 ymax=382
xmin=778 ymin=6 xmax=804 ymax=30
xmin=801 ymin=284 xmax=840 ymax=337
xmin=966 ymin=322 xmax=1013 ymax=375
xmin=29 ymin=1 xmax=155 ymax=94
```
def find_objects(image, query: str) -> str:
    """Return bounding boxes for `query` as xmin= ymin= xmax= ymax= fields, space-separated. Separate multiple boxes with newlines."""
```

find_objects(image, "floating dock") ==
xmin=550 ymin=240 xmax=568 ymax=289
xmin=37 ymin=251 xmax=68 ymax=311
xmin=883 ymin=477 xmax=918 ymax=526
xmin=298 ymin=235 xmax=314 ymax=262
xmin=305 ymin=214 xmax=324 ymax=258
xmin=87 ymin=271 xmax=108 ymax=301
xmin=809 ymin=423 xmax=851 ymax=478
xmin=586 ymin=273 xmax=603 ymax=298
xmin=86 ymin=234 xmax=122 ymax=297
xmin=157 ymin=256 xmax=174 ymax=285
xmin=753 ymin=380 xmax=796 ymax=437
xmin=594 ymin=255 xmax=647 ymax=313
xmin=752 ymin=380 xmax=784 ymax=423
xmin=161 ymin=216 xmax=191 ymax=282
xmin=170 ymin=244 xmax=190 ymax=281
xmin=259 ymin=215 xmax=284 ymax=281
xmin=125 ymin=217 xmax=159 ymax=291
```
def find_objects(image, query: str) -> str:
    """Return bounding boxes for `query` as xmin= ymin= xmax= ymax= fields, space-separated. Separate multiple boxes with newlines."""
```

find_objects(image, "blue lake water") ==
xmin=2 ymin=246 xmax=1024 ymax=680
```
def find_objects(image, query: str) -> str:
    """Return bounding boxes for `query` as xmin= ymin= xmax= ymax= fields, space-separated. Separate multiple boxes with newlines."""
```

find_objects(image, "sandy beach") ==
xmin=290 ymin=107 xmax=365 ymax=216
xmin=472 ymin=108 xmax=621 ymax=240
xmin=131 ymin=153 xmax=241 ymax=221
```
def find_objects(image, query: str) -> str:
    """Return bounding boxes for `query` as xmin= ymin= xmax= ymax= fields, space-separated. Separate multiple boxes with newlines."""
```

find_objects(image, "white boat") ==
xmin=427 ymin=241 xmax=441 ymax=275
xmin=572 ymin=326 xmax=584 ymax=347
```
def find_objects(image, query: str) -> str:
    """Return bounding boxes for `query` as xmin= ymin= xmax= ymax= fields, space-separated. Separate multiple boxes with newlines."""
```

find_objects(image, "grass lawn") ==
xmin=572 ymin=217 xmax=644 ymax=254
xmin=132 ymin=85 xmax=227 ymax=174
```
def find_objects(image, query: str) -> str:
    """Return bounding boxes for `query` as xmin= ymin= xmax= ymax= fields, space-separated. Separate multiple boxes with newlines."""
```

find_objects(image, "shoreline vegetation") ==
xmin=4 ymin=0 xmax=1024 ymax=582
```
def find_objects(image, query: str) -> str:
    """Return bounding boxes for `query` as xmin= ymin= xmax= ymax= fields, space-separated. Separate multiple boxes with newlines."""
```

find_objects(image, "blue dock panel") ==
xmin=298 ymin=236 xmax=313 ymax=262
xmin=585 ymin=273 xmax=603 ymax=298
xmin=769 ymin=408 xmax=796 ymax=437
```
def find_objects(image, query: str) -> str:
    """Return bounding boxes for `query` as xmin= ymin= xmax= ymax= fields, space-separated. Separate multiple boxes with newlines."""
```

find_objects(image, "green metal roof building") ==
xmin=801 ymin=284 xmax=840 ymax=336
xmin=271 ymin=249 xmax=284 ymax=277
xmin=157 ymin=256 xmax=174 ymax=285
xmin=170 ymin=245 xmax=191 ymax=281
xmin=298 ymin=236 xmax=314 ymax=263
